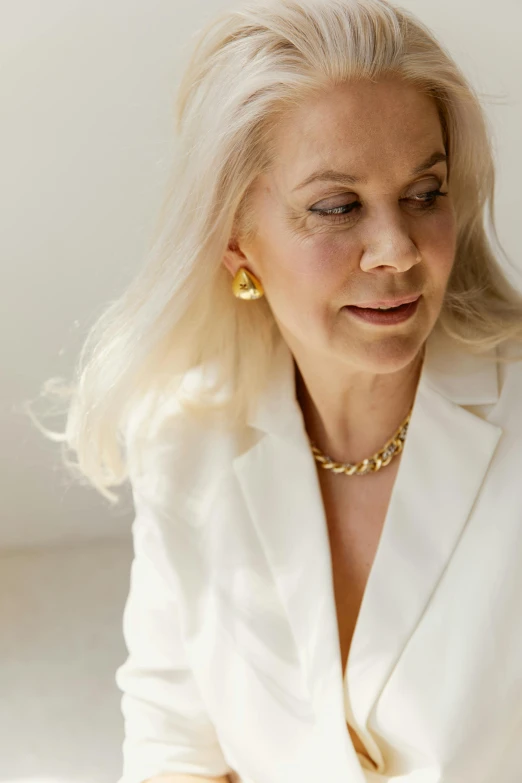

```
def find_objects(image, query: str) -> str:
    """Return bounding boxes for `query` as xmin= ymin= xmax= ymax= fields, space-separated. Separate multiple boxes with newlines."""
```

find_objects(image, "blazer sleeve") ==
xmin=114 ymin=487 xmax=235 ymax=783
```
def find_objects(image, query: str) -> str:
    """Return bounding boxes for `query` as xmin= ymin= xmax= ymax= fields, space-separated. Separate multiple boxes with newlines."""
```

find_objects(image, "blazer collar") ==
xmin=246 ymin=321 xmax=500 ymax=440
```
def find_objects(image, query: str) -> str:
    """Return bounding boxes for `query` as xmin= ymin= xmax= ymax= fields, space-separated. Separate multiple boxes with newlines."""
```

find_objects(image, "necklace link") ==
xmin=309 ymin=410 xmax=412 ymax=476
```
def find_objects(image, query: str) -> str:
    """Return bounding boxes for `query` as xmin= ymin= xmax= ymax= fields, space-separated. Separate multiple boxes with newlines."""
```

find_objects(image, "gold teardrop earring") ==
xmin=231 ymin=267 xmax=264 ymax=300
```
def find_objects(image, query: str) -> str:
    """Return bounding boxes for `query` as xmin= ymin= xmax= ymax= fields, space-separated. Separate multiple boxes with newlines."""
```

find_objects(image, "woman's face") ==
xmin=225 ymin=76 xmax=457 ymax=375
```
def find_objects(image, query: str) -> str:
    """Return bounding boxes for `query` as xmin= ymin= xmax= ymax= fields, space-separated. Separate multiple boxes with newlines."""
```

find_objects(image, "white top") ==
xmin=115 ymin=323 xmax=522 ymax=783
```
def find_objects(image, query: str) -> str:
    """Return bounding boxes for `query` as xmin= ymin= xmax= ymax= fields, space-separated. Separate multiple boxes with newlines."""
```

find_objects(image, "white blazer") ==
xmin=115 ymin=323 xmax=522 ymax=783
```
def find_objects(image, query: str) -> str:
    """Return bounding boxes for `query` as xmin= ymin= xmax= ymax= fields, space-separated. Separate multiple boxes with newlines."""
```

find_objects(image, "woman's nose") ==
xmin=359 ymin=211 xmax=422 ymax=273
xmin=360 ymin=243 xmax=422 ymax=273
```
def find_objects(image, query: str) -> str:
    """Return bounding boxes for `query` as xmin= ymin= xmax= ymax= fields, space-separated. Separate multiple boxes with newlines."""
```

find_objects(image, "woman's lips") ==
xmin=343 ymin=297 xmax=420 ymax=325
xmin=350 ymin=294 xmax=421 ymax=308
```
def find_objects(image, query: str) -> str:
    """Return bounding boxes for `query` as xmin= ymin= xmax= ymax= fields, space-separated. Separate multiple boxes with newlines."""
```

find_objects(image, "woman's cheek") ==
xmin=433 ymin=223 xmax=457 ymax=283
xmin=298 ymin=234 xmax=356 ymax=283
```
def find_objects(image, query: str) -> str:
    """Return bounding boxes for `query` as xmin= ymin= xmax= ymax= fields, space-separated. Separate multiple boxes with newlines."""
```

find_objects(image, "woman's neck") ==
xmin=295 ymin=346 xmax=425 ymax=465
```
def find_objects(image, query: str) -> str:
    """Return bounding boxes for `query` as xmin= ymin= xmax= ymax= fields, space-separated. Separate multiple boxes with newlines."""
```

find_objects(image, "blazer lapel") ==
xmin=232 ymin=324 xmax=503 ymax=775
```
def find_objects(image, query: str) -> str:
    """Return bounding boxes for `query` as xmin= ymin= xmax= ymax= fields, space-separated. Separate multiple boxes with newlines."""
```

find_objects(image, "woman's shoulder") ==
xmin=123 ymin=365 xmax=247 ymax=512
xmin=125 ymin=361 xmax=231 ymax=439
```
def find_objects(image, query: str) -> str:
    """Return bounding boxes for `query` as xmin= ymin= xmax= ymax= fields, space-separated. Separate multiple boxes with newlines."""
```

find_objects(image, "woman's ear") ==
xmin=222 ymin=237 xmax=247 ymax=277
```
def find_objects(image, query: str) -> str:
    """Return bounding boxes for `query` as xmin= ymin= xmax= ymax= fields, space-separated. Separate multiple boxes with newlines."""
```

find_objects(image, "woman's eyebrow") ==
xmin=292 ymin=150 xmax=448 ymax=191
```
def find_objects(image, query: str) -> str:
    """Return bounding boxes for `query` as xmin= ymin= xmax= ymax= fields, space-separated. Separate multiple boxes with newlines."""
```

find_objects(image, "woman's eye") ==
xmin=310 ymin=189 xmax=449 ymax=224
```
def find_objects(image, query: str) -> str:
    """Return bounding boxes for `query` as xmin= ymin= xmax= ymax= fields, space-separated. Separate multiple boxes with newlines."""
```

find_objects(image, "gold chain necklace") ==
xmin=308 ymin=407 xmax=412 ymax=477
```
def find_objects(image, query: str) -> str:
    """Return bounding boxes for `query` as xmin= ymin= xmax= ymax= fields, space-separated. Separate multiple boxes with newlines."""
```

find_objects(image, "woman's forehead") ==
xmin=252 ymin=81 xmax=445 ymax=200
xmin=264 ymin=136 xmax=446 ymax=201
xmin=273 ymin=79 xmax=437 ymax=143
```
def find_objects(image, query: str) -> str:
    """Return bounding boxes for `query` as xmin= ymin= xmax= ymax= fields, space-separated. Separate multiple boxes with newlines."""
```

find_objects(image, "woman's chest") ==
xmin=317 ymin=462 xmax=400 ymax=765
xmin=318 ymin=461 xmax=400 ymax=667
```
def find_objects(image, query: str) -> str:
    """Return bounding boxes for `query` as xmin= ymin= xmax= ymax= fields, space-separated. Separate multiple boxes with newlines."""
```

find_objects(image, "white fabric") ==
xmin=115 ymin=323 xmax=522 ymax=783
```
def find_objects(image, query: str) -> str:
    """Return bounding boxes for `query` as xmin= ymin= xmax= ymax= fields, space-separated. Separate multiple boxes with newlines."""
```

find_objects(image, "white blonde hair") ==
xmin=27 ymin=0 xmax=522 ymax=503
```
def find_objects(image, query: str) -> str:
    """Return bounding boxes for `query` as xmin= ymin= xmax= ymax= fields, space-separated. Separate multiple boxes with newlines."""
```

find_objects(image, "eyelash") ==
xmin=311 ymin=189 xmax=449 ymax=224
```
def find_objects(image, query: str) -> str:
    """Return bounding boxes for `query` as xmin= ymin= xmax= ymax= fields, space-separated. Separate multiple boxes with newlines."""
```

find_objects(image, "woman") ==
xmin=31 ymin=0 xmax=522 ymax=781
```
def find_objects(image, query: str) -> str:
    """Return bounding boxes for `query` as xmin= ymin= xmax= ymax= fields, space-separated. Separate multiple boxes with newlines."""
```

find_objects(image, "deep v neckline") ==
xmin=316 ymin=456 xmax=403 ymax=771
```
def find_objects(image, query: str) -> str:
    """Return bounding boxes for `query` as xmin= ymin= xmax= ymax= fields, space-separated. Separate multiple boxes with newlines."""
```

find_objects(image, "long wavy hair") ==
xmin=26 ymin=0 xmax=522 ymax=503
